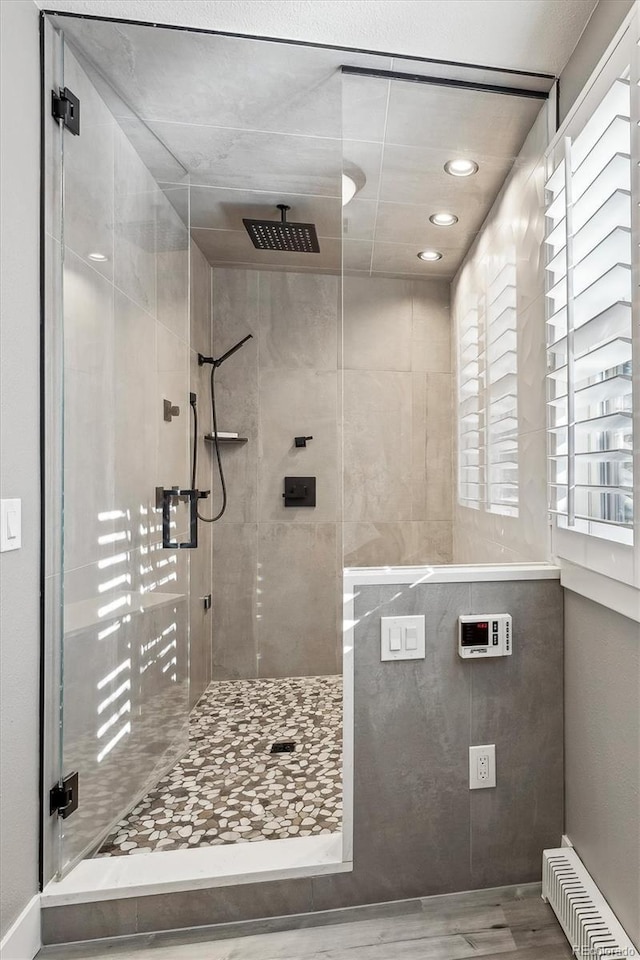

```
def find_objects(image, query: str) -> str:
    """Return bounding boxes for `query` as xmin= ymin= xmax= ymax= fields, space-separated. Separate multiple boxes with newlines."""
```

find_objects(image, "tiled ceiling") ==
xmin=57 ymin=16 xmax=551 ymax=279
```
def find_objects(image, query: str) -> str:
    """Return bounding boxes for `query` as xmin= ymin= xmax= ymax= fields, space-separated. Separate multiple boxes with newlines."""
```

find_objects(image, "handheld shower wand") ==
xmin=195 ymin=334 xmax=253 ymax=523
xmin=197 ymin=333 xmax=253 ymax=368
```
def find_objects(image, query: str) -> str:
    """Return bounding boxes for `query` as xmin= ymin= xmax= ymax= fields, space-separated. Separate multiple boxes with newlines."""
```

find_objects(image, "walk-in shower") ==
xmin=41 ymin=7 xmax=553 ymax=905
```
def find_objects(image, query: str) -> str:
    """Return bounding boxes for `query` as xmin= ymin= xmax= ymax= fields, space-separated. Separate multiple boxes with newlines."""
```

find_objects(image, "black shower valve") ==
xmin=294 ymin=436 xmax=313 ymax=448
xmin=283 ymin=476 xmax=316 ymax=507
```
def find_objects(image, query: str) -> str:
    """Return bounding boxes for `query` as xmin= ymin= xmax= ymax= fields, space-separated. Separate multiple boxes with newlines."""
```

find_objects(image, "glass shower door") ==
xmin=54 ymin=34 xmax=192 ymax=876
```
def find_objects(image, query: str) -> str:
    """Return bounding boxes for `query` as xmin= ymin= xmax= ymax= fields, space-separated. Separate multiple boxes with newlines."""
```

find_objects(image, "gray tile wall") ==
xmin=42 ymin=577 xmax=563 ymax=943
xmin=451 ymin=108 xmax=549 ymax=564
xmin=343 ymin=276 xmax=453 ymax=567
xmin=210 ymin=269 xmax=342 ymax=680
xmin=189 ymin=241 xmax=214 ymax=709
xmin=210 ymin=271 xmax=452 ymax=680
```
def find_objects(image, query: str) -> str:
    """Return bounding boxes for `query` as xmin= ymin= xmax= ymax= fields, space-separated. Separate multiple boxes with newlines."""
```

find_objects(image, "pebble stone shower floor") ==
xmin=96 ymin=675 xmax=343 ymax=856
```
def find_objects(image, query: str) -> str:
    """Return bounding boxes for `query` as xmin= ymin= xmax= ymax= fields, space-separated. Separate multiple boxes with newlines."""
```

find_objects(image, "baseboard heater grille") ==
xmin=542 ymin=848 xmax=638 ymax=959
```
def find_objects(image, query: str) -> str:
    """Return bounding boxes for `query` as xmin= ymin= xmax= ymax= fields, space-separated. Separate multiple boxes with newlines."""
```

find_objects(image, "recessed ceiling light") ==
xmin=444 ymin=159 xmax=479 ymax=178
xmin=342 ymin=173 xmax=357 ymax=206
xmin=88 ymin=252 xmax=109 ymax=262
xmin=417 ymin=249 xmax=443 ymax=262
xmin=429 ymin=212 xmax=458 ymax=227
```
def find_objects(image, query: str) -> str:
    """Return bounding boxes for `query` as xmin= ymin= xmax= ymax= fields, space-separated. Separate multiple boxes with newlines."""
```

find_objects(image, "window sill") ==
xmin=560 ymin=559 xmax=640 ymax=623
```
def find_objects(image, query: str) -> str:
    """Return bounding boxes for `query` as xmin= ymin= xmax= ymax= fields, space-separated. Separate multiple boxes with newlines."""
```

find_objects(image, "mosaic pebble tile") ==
xmin=96 ymin=675 xmax=342 ymax=857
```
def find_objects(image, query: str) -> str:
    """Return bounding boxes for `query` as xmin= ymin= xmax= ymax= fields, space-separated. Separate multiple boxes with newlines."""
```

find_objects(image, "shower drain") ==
xmin=270 ymin=741 xmax=296 ymax=754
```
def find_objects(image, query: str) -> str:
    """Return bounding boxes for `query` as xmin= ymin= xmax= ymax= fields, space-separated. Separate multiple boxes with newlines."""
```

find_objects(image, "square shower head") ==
xmin=243 ymin=204 xmax=320 ymax=253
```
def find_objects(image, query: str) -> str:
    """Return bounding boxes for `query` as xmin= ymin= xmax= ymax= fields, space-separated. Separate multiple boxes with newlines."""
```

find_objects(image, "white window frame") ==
xmin=545 ymin=4 xmax=640 ymax=610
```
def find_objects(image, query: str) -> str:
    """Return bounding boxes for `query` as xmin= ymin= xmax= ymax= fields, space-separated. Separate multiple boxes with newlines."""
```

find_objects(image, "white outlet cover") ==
xmin=469 ymin=743 xmax=496 ymax=789
xmin=380 ymin=615 xmax=425 ymax=661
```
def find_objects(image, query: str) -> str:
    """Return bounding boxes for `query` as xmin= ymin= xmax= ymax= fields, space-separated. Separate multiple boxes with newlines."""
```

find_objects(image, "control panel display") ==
xmin=458 ymin=614 xmax=512 ymax=658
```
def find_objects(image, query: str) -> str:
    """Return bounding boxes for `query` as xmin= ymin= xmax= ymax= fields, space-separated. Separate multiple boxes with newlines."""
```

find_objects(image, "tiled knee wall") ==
xmin=42 ymin=578 xmax=563 ymax=944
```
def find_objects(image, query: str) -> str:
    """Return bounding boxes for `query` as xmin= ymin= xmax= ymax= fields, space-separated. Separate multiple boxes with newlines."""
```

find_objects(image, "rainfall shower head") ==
xmin=243 ymin=204 xmax=320 ymax=254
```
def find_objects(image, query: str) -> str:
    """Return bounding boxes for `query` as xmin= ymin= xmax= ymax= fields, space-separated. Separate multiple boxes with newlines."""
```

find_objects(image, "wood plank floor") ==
xmin=38 ymin=884 xmax=573 ymax=960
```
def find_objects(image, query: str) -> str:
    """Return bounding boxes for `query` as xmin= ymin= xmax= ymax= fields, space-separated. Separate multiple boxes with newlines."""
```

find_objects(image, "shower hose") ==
xmin=191 ymin=363 xmax=227 ymax=523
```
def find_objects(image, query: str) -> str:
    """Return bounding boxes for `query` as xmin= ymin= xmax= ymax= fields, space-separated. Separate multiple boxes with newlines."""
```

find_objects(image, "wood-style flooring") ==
xmin=38 ymin=883 xmax=572 ymax=960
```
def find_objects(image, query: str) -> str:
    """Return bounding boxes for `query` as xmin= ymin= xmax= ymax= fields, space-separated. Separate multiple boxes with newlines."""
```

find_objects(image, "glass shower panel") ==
xmin=55 ymin=35 xmax=191 ymax=876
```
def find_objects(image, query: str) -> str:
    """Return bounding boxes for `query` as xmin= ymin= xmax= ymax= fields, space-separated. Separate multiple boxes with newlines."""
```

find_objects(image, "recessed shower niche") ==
xmin=42 ymin=8 xmax=554 ymax=905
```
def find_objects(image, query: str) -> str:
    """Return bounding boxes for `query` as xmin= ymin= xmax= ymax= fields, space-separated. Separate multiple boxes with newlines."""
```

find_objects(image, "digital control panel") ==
xmin=458 ymin=614 xmax=512 ymax=659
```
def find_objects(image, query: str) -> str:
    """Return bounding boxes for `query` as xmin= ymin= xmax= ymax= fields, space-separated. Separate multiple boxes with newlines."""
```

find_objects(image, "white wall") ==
xmin=35 ymin=0 xmax=595 ymax=75
xmin=559 ymin=0 xmax=633 ymax=121
xmin=564 ymin=592 xmax=640 ymax=948
xmin=0 ymin=0 xmax=42 ymax=941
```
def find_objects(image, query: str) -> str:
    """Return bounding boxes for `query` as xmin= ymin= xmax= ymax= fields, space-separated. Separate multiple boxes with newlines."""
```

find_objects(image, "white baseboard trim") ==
xmin=561 ymin=834 xmax=574 ymax=848
xmin=0 ymin=895 xmax=41 ymax=960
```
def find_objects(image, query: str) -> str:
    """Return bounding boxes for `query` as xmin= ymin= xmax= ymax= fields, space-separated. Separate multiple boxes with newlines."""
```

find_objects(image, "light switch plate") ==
xmin=0 ymin=498 xmax=22 ymax=552
xmin=380 ymin=615 xmax=425 ymax=661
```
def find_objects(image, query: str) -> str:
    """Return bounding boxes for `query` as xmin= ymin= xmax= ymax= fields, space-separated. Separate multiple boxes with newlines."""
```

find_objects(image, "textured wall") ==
xmin=189 ymin=241 xmax=214 ymax=708
xmin=42 ymin=576 xmax=564 ymax=943
xmin=0 ymin=0 xmax=41 ymax=940
xmin=210 ymin=270 xmax=451 ymax=681
xmin=451 ymin=106 xmax=550 ymax=564
xmin=559 ymin=0 xmax=634 ymax=123
xmin=35 ymin=0 xmax=597 ymax=76
xmin=210 ymin=268 xmax=342 ymax=681
xmin=343 ymin=276 xmax=452 ymax=566
xmin=564 ymin=591 xmax=640 ymax=948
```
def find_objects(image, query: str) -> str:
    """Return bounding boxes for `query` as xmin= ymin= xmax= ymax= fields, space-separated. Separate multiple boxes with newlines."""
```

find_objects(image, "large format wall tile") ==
xmin=189 ymin=515 xmax=212 ymax=708
xmin=210 ymin=270 xmax=453 ymax=676
xmin=259 ymin=272 xmax=338 ymax=371
xmin=212 ymin=522 xmax=258 ymax=680
xmin=190 ymin=241 xmax=212 ymax=357
xmin=452 ymin=121 xmax=548 ymax=564
xmin=258 ymin=368 xmax=338 ymax=522
xmin=344 ymin=520 xmax=452 ymax=566
xmin=188 ymin=243 xmax=214 ymax=702
xmin=344 ymin=370 xmax=413 ymax=523
xmin=63 ymin=252 xmax=115 ymax=571
xmin=257 ymin=522 xmax=339 ymax=678
xmin=62 ymin=50 xmax=114 ymax=280
xmin=114 ymin=133 xmax=157 ymax=316
xmin=425 ymin=373 xmax=453 ymax=520
xmin=468 ymin=580 xmax=564 ymax=886
xmin=411 ymin=279 xmax=451 ymax=374
xmin=343 ymin=276 xmax=413 ymax=371
xmin=209 ymin=271 xmax=259 ymax=524
xmin=156 ymin=323 xmax=189 ymax=526
xmin=113 ymin=290 xmax=158 ymax=552
xmin=156 ymin=191 xmax=189 ymax=342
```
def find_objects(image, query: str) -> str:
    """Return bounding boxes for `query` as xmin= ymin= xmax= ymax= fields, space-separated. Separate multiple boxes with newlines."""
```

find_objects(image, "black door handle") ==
xmin=156 ymin=486 xmax=200 ymax=549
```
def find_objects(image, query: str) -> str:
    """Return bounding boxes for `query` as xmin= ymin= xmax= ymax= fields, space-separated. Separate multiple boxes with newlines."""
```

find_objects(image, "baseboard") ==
xmin=0 ymin=895 xmax=41 ymax=960
xmin=560 ymin=834 xmax=573 ymax=848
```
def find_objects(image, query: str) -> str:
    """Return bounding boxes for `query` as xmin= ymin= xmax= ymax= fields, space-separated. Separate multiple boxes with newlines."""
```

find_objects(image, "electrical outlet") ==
xmin=469 ymin=744 xmax=496 ymax=789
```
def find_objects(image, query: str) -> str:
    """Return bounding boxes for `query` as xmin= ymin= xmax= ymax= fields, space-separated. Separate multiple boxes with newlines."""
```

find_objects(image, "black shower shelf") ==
xmin=204 ymin=434 xmax=248 ymax=445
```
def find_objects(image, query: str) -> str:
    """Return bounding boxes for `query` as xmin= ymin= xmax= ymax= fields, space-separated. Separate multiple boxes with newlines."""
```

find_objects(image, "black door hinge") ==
xmin=51 ymin=87 xmax=80 ymax=135
xmin=50 ymin=771 xmax=79 ymax=819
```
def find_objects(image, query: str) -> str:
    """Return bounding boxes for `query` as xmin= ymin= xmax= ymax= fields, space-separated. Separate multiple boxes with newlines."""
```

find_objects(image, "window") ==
xmin=543 ymin=13 xmax=640 ymax=607
xmin=545 ymin=73 xmax=633 ymax=548
xmin=457 ymin=250 xmax=519 ymax=516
